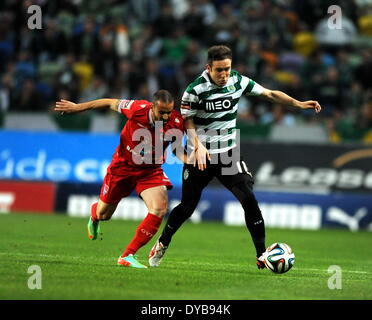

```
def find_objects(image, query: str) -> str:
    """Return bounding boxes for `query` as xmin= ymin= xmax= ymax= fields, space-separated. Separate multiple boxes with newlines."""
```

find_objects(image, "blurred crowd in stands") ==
xmin=0 ymin=0 xmax=372 ymax=142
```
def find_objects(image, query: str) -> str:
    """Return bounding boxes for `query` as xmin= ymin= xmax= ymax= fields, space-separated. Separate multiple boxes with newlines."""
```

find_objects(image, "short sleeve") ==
xmin=180 ymin=90 xmax=199 ymax=118
xmin=243 ymin=78 xmax=265 ymax=96
xmin=117 ymin=99 xmax=149 ymax=119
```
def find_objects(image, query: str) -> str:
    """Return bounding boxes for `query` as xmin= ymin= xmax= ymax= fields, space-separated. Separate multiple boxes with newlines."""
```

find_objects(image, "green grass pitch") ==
xmin=0 ymin=212 xmax=371 ymax=300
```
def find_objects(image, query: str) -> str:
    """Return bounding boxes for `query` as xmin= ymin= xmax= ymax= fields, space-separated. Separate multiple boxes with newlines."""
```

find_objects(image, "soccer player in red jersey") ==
xmin=54 ymin=90 xmax=185 ymax=268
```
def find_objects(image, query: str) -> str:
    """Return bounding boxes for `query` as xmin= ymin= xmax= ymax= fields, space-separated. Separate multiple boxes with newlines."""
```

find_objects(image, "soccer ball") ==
xmin=263 ymin=242 xmax=295 ymax=274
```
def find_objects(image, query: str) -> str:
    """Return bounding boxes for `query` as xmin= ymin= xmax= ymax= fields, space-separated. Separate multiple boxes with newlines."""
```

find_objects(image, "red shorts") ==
xmin=99 ymin=165 xmax=173 ymax=204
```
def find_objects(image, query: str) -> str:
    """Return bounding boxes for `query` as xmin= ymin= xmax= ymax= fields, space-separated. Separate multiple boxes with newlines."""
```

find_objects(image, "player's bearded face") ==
xmin=207 ymin=59 xmax=231 ymax=87
xmin=152 ymin=101 xmax=174 ymax=123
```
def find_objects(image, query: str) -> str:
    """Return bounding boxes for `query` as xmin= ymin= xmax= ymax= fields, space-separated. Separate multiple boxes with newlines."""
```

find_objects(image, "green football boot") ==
xmin=117 ymin=254 xmax=148 ymax=269
xmin=87 ymin=216 xmax=101 ymax=240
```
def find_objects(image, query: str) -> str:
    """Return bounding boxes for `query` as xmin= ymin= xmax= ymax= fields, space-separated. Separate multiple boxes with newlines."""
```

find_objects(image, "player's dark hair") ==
xmin=153 ymin=89 xmax=174 ymax=104
xmin=207 ymin=45 xmax=232 ymax=66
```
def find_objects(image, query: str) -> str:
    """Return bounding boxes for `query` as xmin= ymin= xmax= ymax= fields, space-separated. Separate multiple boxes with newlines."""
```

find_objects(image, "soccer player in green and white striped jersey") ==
xmin=180 ymin=62 xmax=264 ymax=155
xmin=149 ymin=45 xmax=321 ymax=269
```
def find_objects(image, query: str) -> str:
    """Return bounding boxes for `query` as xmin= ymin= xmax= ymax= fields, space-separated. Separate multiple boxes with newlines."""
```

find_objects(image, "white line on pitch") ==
xmin=0 ymin=252 xmax=370 ymax=275
xmin=297 ymin=267 xmax=368 ymax=274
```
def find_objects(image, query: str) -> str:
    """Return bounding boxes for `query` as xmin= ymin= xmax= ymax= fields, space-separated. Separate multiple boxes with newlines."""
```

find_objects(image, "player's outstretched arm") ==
xmin=54 ymin=98 xmax=120 ymax=114
xmin=260 ymin=89 xmax=322 ymax=113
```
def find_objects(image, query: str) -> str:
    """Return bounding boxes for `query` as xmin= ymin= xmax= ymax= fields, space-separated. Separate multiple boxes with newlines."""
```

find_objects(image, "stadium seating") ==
xmin=4 ymin=113 xmax=58 ymax=132
xmin=269 ymin=124 xmax=328 ymax=143
xmin=90 ymin=114 xmax=119 ymax=133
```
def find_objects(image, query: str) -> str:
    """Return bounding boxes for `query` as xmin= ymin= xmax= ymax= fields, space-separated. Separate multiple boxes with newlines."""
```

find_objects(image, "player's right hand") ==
xmin=194 ymin=142 xmax=211 ymax=171
xmin=54 ymin=99 xmax=80 ymax=114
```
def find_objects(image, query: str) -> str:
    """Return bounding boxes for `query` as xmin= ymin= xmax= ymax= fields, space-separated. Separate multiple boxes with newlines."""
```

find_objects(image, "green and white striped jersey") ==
xmin=181 ymin=69 xmax=264 ymax=154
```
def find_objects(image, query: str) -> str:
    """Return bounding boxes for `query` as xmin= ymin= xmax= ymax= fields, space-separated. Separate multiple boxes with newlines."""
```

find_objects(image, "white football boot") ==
xmin=148 ymin=239 xmax=168 ymax=267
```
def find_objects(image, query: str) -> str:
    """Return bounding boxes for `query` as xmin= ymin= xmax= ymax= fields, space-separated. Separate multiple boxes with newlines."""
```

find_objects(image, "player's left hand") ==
xmin=300 ymin=100 xmax=322 ymax=113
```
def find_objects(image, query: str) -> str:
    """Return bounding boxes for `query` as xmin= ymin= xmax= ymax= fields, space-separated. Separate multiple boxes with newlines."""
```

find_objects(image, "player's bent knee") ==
xmin=151 ymin=205 xmax=168 ymax=218
xmin=232 ymin=182 xmax=257 ymax=204
xmin=178 ymin=202 xmax=197 ymax=219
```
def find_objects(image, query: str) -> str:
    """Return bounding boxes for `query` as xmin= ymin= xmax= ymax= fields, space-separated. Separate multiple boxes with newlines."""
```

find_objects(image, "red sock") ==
xmin=91 ymin=202 xmax=98 ymax=222
xmin=122 ymin=213 xmax=162 ymax=257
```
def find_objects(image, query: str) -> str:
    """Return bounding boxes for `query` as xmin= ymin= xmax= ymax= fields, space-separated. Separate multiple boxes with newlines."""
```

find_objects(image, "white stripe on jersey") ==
xmin=248 ymin=82 xmax=265 ymax=96
xmin=196 ymin=119 xmax=236 ymax=131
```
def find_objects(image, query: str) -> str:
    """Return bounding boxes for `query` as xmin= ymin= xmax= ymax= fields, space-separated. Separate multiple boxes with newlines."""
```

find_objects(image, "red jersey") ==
xmin=108 ymin=99 xmax=184 ymax=175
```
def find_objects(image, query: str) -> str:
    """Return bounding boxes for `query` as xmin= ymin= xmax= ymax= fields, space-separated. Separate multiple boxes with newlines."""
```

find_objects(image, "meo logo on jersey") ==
xmin=203 ymin=97 xmax=233 ymax=113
